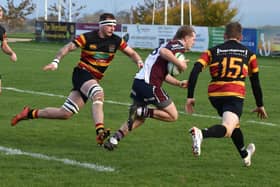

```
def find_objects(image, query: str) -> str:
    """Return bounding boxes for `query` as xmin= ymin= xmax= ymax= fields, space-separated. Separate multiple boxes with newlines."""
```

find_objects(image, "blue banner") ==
xmin=241 ymin=28 xmax=257 ymax=54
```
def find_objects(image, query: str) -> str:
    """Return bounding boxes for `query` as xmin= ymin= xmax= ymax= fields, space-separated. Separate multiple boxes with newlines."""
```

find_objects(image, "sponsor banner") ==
xmin=208 ymin=27 xmax=258 ymax=54
xmin=122 ymin=24 xmax=165 ymax=49
xmin=34 ymin=22 xmax=278 ymax=57
xmin=122 ymin=24 xmax=208 ymax=51
xmin=257 ymin=27 xmax=280 ymax=57
xmin=242 ymin=28 xmax=257 ymax=54
xmin=192 ymin=26 xmax=208 ymax=52
xmin=208 ymin=27 xmax=225 ymax=48
xmin=35 ymin=21 xmax=76 ymax=42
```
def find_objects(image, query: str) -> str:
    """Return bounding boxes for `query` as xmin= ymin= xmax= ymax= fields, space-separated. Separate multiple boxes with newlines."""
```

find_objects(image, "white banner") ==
xmin=122 ymin=24 xmax=209 ymax=52
xmin=192 ymin=26 xmax=209 ymax=52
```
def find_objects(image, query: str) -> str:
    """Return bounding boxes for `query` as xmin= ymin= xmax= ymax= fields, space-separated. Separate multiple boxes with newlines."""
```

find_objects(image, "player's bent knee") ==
xmin=92 ymin=93 xmax=104 ymax=106
xmin=172 ymin=114 xmax=178 ymax=121
xmin=224 ymin=132 xmax=232 ymax=138
xmin=169 ymin=111 xmax=178 ymax=122
xmin=87 ymin=83 xmax=104 ymax=101
xmin=92 ymin=98 xmax=104 ymax=106
xmin=223 ymin=124 xmax=234 ymax=137
xmin=62 ymin=98 xmax=79 ymax=119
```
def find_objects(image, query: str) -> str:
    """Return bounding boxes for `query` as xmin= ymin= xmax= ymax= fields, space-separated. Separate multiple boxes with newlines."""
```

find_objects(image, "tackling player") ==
xmin=185 ymin=22 xmax=268 ymax=167
xmin=104 ymin=25 xmax=196 ymax=151
xmin=11 ymin=13 xmax=143 ymax=145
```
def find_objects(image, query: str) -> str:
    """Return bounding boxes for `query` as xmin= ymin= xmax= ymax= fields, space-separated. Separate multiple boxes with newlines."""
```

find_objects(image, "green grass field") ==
xmin=0 ymin=41 xmax=279 ymax=187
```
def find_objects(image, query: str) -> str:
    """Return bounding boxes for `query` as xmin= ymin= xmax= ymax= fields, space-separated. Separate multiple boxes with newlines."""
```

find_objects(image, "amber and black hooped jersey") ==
xmin=0 ymin=24 xmax=6 ymax=42
xmin=195 ymin=40 xmax=259 ymax=98
xmin=73 ymin=30 xmax=128 ymax=80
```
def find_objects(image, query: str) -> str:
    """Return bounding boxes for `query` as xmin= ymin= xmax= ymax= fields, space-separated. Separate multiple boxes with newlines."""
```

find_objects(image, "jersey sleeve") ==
xmin=187 ymin=50 xmax=211 ymax=98
xmin=248 ymin=54 xmax=259 ymax=76
xmin=119 ymin=38 xmax=128 ymax=50
xmin=248 ymin=54 xmax=263 ymax=106
xmin=249 ymin=72 xmax=264 ymax=107
xmin=164 ymin=40 xmax=185 ymax=54
xmin=187 ymin=62 xmax=203 ymax=98
xmin=197 ymin=50 xmax=211 ymax=68
xmin=72 ymin=34 xmax=86 ymax=48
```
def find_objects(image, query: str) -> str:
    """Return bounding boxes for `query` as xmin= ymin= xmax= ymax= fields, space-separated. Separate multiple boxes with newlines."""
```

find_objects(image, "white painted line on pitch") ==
xmin=247 ymin=120 xmax=276 ymax=126
xmin=4 ymin=87 xmax=130 ymax=105
xmin=0 ymin=146 xmax=115 ymax=172
xmin=4 ymin=87 xmax=66 ymax=98
xmin=179 ymin=111 xmax=221 ymax=119
xmin=4 ymin=87 xmax=278 ymax=127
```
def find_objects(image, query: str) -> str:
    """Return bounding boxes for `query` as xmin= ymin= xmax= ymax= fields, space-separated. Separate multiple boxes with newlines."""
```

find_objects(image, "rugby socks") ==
xmin=95 ymin=123 xmax=104 ymax=135
xmin=231 ymin=128 xmax=248 ymax=158
xmin=138 ymin=107 xmax=154 ymax=118
xmin=27 ymin=109 xmax=39 ymax=119
xmin=147 ymin=108 xmax=154 ymax=118
xmin=113 ymin=130 xmax=125 ymax=141
xmin=202 ymin=124 xmax=227 ymax=138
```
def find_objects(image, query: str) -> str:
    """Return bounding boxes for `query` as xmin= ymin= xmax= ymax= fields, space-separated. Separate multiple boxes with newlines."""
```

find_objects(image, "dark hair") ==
xmin=99 ymin=13 xmax=116 ymax=21
xmin=225 ymin=22 xmax=242 ymax=39
xmin=174 ymin=25 xmax=195 ymax=40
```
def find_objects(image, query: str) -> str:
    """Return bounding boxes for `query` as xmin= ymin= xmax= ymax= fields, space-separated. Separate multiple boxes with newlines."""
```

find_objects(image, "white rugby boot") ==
xmin=243 ymin=143 xmax=256 ymax=167
xmin=189 ymin=127 xmax=203 ymax=156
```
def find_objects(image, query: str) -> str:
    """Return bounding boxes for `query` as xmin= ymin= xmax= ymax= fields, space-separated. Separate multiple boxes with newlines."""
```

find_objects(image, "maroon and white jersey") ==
xmin=135 ymin=40 xmax=185 ymax=87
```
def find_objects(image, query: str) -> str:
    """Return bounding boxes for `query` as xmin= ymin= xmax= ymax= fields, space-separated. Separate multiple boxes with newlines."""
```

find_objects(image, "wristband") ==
xmin=179 ymin=81 xmax=183 ymax=87
xmin=51 ymin=58 xmax=60 ymax=69
xmin=52 ymin=58 xmax=60 ymax=64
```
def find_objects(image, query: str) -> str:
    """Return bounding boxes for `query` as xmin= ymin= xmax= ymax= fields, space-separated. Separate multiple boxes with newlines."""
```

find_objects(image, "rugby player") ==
xmin=186 ymin=22 xmax=268 ymax=167
xmin=11 ymin=13 xmax=143 ymax=145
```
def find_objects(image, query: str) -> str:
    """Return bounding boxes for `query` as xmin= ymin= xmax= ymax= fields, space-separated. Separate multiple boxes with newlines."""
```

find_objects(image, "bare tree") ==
xmin=3 ymin=0 xmax=35 ymax=31
xmin=48 ymin=0 xmax=86 ymax=22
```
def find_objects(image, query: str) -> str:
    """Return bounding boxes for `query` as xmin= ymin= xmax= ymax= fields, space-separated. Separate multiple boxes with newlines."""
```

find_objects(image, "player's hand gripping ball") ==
xmin=167 ymin=52 xmax=185 ymax=76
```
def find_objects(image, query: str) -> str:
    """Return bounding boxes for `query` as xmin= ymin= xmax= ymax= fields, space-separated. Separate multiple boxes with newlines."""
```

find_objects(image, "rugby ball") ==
xmin=167 ymin=52 xmax=185 ymax=76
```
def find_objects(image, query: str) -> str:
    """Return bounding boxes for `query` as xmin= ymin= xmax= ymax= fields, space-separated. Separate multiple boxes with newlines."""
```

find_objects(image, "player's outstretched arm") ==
xmin=122 ymin=46 xmax=143 ymax=69
xmin=43 ymin=42 xmax=77 ymax=71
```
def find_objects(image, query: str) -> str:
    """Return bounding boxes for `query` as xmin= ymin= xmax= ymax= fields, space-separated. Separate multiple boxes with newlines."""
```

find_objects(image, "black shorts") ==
xmin=72 ymin=67 xmax=96 ymax=102
xmin=130 ymin=79 xmax=172 ymax=109
xmin=209 ymin=96 xmax=244 ymax=118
